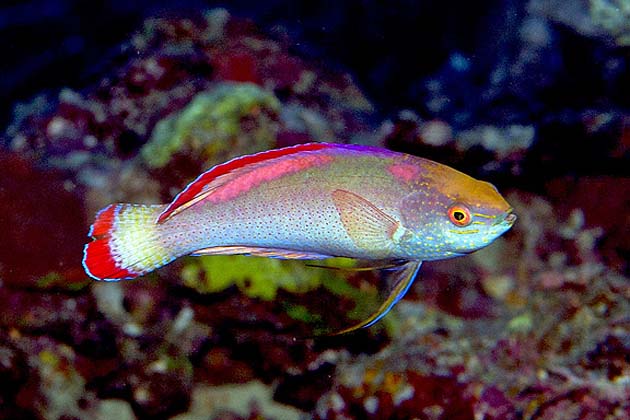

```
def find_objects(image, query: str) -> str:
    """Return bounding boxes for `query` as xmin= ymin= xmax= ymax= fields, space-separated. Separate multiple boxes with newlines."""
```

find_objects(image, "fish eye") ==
xmin=447 ymin=204 xmax=472 ymax=227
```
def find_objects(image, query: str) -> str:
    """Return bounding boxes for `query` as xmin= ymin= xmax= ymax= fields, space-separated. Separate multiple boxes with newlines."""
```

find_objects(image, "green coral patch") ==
xmin=182 ymin=255 xmax=398 ymax=335
xmin=36 ymin=272 xmax=90 ymax=291
xmin=181 ymin=255 xmax=341 ymax=300
xmin=283 ymin=303 xmax=323 ymax=325
xmin=142 ymin=82 xmax=281 ymax=168
xmin=320 ymin=272 xmax=382 ymax=327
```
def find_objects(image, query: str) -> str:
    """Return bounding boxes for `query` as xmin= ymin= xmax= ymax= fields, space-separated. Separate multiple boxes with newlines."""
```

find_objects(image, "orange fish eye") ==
xmin=447 ymin=204 xmax=472 ymax=226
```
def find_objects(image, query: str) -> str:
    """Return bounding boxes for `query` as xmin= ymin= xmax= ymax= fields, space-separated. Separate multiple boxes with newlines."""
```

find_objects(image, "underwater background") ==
xmin=1 ymin=1 xmax=629 ymax=419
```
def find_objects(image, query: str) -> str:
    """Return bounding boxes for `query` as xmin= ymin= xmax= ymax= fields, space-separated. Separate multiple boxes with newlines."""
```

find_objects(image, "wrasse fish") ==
xmin=83 ymin=143 xmax=516 ymax=334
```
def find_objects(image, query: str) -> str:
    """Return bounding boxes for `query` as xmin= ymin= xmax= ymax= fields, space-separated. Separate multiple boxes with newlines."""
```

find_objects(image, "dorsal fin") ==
xmin=157 ymin=142 xmax=332 ymax=223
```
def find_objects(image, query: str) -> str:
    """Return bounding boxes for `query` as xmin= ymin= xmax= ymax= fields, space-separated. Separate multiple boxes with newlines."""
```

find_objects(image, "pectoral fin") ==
xmin=332 ymin=189 xmax=401 ymax=254
xmin=328 ymin=260 xmax=422 ymax=336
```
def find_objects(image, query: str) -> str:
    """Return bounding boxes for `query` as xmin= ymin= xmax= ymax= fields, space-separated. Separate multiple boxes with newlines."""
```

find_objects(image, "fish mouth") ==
xmin=504 ymin=208 xmax=517 ymax=224
xmin=493 ymin=208 xmax=516 ymax=226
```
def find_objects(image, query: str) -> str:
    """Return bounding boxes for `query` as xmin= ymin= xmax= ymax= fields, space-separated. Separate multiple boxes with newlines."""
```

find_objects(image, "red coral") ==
xmin=213 ymin=51 xmax=261 ymax=84
xmin=0 ymin=150 xmax=87 ymax=287
xmin=318 ymin=370 xmax=477 ymax=420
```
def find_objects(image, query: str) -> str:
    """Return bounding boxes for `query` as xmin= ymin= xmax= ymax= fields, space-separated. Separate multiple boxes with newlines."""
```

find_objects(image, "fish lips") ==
xmin=493 ymin=208 xmax=517 ymax=226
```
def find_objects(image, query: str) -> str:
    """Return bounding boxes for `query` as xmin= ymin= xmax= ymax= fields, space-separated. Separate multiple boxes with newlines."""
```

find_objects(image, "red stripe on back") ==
xmin=157 ymin=142 xmax=331 ymax=223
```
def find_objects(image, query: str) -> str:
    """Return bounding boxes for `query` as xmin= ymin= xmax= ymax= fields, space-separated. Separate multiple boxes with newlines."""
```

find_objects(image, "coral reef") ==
xmin=531 ymin=0 xmax=630 ymax=46
xmin=141 ymin=83 xmax=281 ymax=169
xmin=1 ymin=3 xmax=629 ymax=420
xmin=182 ymin=255 xmax=328 ymax=302
xmin=314 ymin=190 xmax=630 ymax=419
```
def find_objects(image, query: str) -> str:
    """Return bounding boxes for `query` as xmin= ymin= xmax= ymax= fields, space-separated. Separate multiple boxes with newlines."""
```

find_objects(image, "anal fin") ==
xmin=191 ymin=245 xmax=333 ymax=260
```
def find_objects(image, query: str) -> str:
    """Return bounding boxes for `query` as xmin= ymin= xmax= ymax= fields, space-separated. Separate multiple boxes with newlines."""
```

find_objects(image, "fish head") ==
xmin=399 ymin=164 xmax=516 ymax=260
xmin=438 ymin=180 xmax=516 ymax=256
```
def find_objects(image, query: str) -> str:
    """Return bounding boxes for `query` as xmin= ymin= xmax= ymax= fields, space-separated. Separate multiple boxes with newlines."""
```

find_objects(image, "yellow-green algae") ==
xmin=142 ymin=82 xmax=281 ymax=168
xmin=181 ymin=256 xmax=344 ymax=301
xmin=182 ymin=255 xmax=388 ymax=333
xmin=36 ymin=272 xmax=90 ymax=291
xmin=282 ymin=303 xmax=323 ymax=324
xmin=590 ymin=0 xmax=630 ymax=46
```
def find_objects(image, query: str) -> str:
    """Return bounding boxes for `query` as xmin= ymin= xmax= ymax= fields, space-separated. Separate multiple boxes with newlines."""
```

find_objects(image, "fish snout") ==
xmin=492 ymin=208 xmax=516 ymax=226
xmin=504 ymin=209 xmax=517 ymax=224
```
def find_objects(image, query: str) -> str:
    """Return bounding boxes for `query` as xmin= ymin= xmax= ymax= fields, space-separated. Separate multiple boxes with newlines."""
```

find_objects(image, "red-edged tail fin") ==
xmin=83 ymin=204 xmax=174 ymax=281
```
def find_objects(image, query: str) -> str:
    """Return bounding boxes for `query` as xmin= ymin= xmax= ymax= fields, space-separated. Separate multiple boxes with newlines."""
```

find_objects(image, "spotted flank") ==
xmin=83 ymin=142 xmax=516 ymax=334
xmin=82 ymin=204 xmax=175 ymax=281
xmin=157 ymin=142 xmax=332 ymax=223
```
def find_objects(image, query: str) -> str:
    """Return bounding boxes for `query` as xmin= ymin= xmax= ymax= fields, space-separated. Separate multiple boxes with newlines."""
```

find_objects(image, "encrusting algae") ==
xmin=141 ymin=82 xmax=281 ymax=168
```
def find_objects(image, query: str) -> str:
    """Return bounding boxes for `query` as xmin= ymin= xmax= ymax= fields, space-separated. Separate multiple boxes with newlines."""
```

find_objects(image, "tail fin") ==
xmin=83 ymin=204 xmax=176 ymax=281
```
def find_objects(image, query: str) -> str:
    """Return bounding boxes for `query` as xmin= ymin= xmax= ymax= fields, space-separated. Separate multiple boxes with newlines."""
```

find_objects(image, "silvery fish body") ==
xmin=83 ymin=143 xmax=516 ymax=334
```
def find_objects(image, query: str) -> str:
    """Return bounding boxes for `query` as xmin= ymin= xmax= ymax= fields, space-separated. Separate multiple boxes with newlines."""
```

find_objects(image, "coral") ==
xmin=530 ymin=0 xmax=630 ymax=46
xmin=90 ymin=399 xmax=137 ymax=420
xmin=1 ymin=4 xmax=629 ymax=420
xmin=181 ymin=255 xmax=322 ymax=301
xmin=180 ymin=255 xmax=383 ymax=335
xmin=141 ymin=83 xmax=282 ymax=169
xmin=7 ymin=337 xmax=89 ymax=420
xmin=0 ymin=150 xmax=88 ymax=287
xmin=382 ymin=111 xmax=535 ymax=182
xmin=0 ymin=9 xmax=380 ymax=417
xmin=130 ymin=356 xmax=194 ymax=418
xmin=308 ymin=189 xmax=630 ymax=418
xmin=171 ymin=381 xmax=305 ymax=420
xmin=456 ymin=124 xmax=535 ymax=160
xmin=590 ymin=0 xmax=630 ymax=45
xmin=0 ymin=332 xmax=31 ymax=419
xmin=315 ymin=346 xmax=479 ymax=420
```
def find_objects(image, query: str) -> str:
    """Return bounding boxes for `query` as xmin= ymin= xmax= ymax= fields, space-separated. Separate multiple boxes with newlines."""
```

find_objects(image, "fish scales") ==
xmin=83 ymin=142 xmax=516 ymax=334
xmin=168 ymin=147 xmax=409 ymax=259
